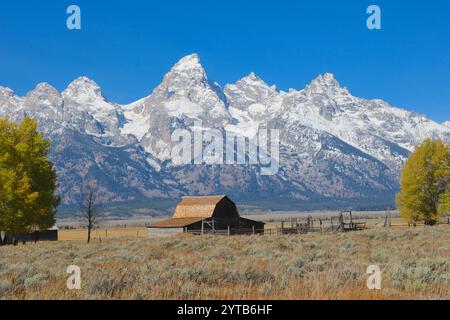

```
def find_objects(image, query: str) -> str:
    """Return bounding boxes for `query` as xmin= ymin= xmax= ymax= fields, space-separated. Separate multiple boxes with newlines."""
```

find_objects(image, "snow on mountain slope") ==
xmin=224 ymin=71 xmax=449 ymax=174
xmin=0 ymin=87 xmax=24 ymax=115
xmin=125 ymin=54 xmax=232 ymax=161
xmin=60 ymin=77 xmax=131 ymax=145
xmin=224 ymin=72 xmax=284 ymax=137
xmin=1 ymin=53 xmax=449 ymax=206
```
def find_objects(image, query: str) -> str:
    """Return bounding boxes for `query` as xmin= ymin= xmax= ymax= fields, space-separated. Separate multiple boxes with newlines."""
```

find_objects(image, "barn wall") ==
xmin=238 ymin=218 xmax=265 ymax=234
xmin=185 ymin=217 xmax=264 ymax=234
xmin=213 ymin=197 xmax=240 ymax=219
xmin=186 ymin=218 xmax=239 ymax=231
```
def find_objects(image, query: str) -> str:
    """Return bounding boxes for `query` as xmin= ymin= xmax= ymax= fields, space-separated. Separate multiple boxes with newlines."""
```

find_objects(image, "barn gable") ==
xmin=173 ymin=195 xmax=229 ymax=219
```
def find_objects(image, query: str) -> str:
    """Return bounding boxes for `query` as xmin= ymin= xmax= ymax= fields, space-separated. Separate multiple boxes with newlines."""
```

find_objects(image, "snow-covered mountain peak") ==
xmin=30 ymin=82 xmax=60 ymax=97
xmin=443 ymin=121 xmax=450 ymax=128
xmin=0 ymin=86 xmax=22 ymax=113
xmin=67 ymin=76 xmax=100 ymax=88
xmin=165 ymin=53 xmax=207 ymax=82
xmin=224 ymin=72 xmax=279 ymax=112
xmin=129 ymin=54 xmax=231 ymax=160
xmin=239 ymin=72 xmax=276 ymax=90
xmin=63 ymin=77 xmax=104 ymax=102
xmin=172 ymin=53 xmax=202 ymax=71
xmin=323 ymin=72 xmax=337 ymax=81
xmin=0 ymin=86 xmax=16 ymax=97
xmin=305 ymin=73 xmax=349 ymax=96
xmin=242 ymin=72 xmax=262 ymax=82
xmin=142 ymin=53 xmax=228 ymax=118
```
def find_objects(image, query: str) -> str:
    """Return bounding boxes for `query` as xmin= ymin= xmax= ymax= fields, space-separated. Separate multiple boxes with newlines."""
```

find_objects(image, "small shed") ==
xmin=0 ymin=226 xmax=58 ymax=245
xmin=148 ymin=195 xmax=265 ymax=235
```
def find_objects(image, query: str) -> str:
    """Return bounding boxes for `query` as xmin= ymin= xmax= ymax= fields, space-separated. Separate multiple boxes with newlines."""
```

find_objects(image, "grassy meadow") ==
xmin=0 ymin=225 xmax=449 ymax=300
xmin=58 ymin=228 xmax=148 ymax=241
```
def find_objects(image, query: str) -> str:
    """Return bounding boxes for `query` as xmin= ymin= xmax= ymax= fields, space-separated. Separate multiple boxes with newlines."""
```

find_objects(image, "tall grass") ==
xmin=0 ymin=226 xmax=449 ymax=299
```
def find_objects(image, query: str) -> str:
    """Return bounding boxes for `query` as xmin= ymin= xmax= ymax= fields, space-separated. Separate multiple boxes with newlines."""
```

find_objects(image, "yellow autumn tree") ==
xmin=396 ymin=138 xmax=450 ymax=225
xmin=0 ymin=117 xmax=60 ymax=236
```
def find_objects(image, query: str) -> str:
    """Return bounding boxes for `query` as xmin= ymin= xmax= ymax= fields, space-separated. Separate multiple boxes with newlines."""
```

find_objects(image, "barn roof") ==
xmin=148 ymin=217 xmax=204 ymax=228
xmin=173 ymin=195 xmax=230 ymax=219
xmin=148 ymin=195 xmax=248 ymax=229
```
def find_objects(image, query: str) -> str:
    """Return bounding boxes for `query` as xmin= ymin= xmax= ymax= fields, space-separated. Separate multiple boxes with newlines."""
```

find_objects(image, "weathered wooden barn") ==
xmin=148 ymin=195 xmax=265 ymax=235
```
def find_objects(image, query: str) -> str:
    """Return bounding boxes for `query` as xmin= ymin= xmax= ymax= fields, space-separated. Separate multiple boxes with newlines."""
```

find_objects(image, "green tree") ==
xmin=0 ymin=117 xmax=60 ymax=237
xmin=396 ymin=138 xmax=450 ymax=225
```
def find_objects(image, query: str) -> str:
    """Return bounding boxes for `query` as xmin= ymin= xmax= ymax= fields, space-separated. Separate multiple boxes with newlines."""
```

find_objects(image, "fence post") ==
xmin=201 ymin=219 xmax=204 ymax=235
xmin=338 ymin=212 xmax=344 ymax=232
xmin=384 ymin=209 xmax=392 ymax=228
xmin=228 ymin=226 xmax=230 ymax=236
xmin=387 ymin=207 xmax=391 ymax=227
xmin=319 ymin=219 xmax=323 ymax=233
xmin=252 ymin=225 xmax=255 ymax=235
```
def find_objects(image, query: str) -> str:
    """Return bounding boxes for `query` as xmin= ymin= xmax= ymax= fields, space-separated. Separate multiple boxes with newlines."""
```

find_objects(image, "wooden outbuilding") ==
xmin=0 ymin=226 xmax=58 ymax=245
xmin=148 ymin=195 xmax=265 ymax=235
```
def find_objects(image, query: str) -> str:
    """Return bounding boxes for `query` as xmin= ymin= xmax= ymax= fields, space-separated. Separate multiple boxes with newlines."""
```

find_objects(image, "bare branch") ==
xmin=79 ymin=181 xmax=103 ymax=243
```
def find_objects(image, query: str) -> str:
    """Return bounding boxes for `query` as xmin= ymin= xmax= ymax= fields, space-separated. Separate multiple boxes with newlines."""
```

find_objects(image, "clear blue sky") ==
xmin=0 ymin=0 xmax=449 ymax=122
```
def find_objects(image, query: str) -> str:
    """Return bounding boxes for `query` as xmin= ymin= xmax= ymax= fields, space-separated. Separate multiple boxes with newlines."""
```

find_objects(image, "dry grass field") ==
xmin=0 ymin=225 xmax=449 ymax=300
xmin=58 ymin=228 xmax=149 ymax=241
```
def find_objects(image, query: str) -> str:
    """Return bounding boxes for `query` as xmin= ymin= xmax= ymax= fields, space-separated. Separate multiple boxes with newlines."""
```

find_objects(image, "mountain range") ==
xmin=1 ymin=54 xmax=449 ymax=211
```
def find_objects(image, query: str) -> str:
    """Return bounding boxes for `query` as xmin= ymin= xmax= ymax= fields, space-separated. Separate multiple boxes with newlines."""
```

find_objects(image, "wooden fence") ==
xmin=185 ymin=211 xmax=369 ymax=236
xmin=186 ymin=226 xmax=264 ymax=236
xmin=175 ymin=211 xmax=450 ymax=237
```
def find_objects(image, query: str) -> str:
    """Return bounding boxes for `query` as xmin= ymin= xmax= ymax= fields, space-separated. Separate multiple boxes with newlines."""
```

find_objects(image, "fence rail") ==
xmin=181 ymin=212 xmax=449 ymax=236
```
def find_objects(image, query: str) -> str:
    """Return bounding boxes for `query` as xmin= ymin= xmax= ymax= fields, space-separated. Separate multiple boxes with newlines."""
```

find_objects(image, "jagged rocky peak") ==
xmin=305 ymin=73 xmax=349 ymax=96
xmin=316 ymin=72 xmax=339 ymax=85
xmin=241 ymin=72 xmax=263 ymax=83
xmin=165 ymin=53 xmax=207 ymax=82
xmin=225 ymin=72 xmax=278 ymax=109
xmin=0 ymin=86 xmax=16 ymax=97
xmin=172 ymin=53 xmax=202 ymax=71
xmin=239 ymin=72 xmax=276 ymax=90
xmin=62 ymin=76 xmax=104 ymax=101
xmin=19 ymin=82 xmax=63 ymax=114
xmin=145 ymin=53 xmax=228 ymax=111
xmin=0 ymin=87 xmax=21 ymax=112
xmin=28 ymin=82 xmax=60 ymax=97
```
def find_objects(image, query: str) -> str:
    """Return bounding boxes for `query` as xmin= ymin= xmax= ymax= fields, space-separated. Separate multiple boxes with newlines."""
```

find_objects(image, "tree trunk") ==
xmin=87 ymin=227 xmax=91 ymax=243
